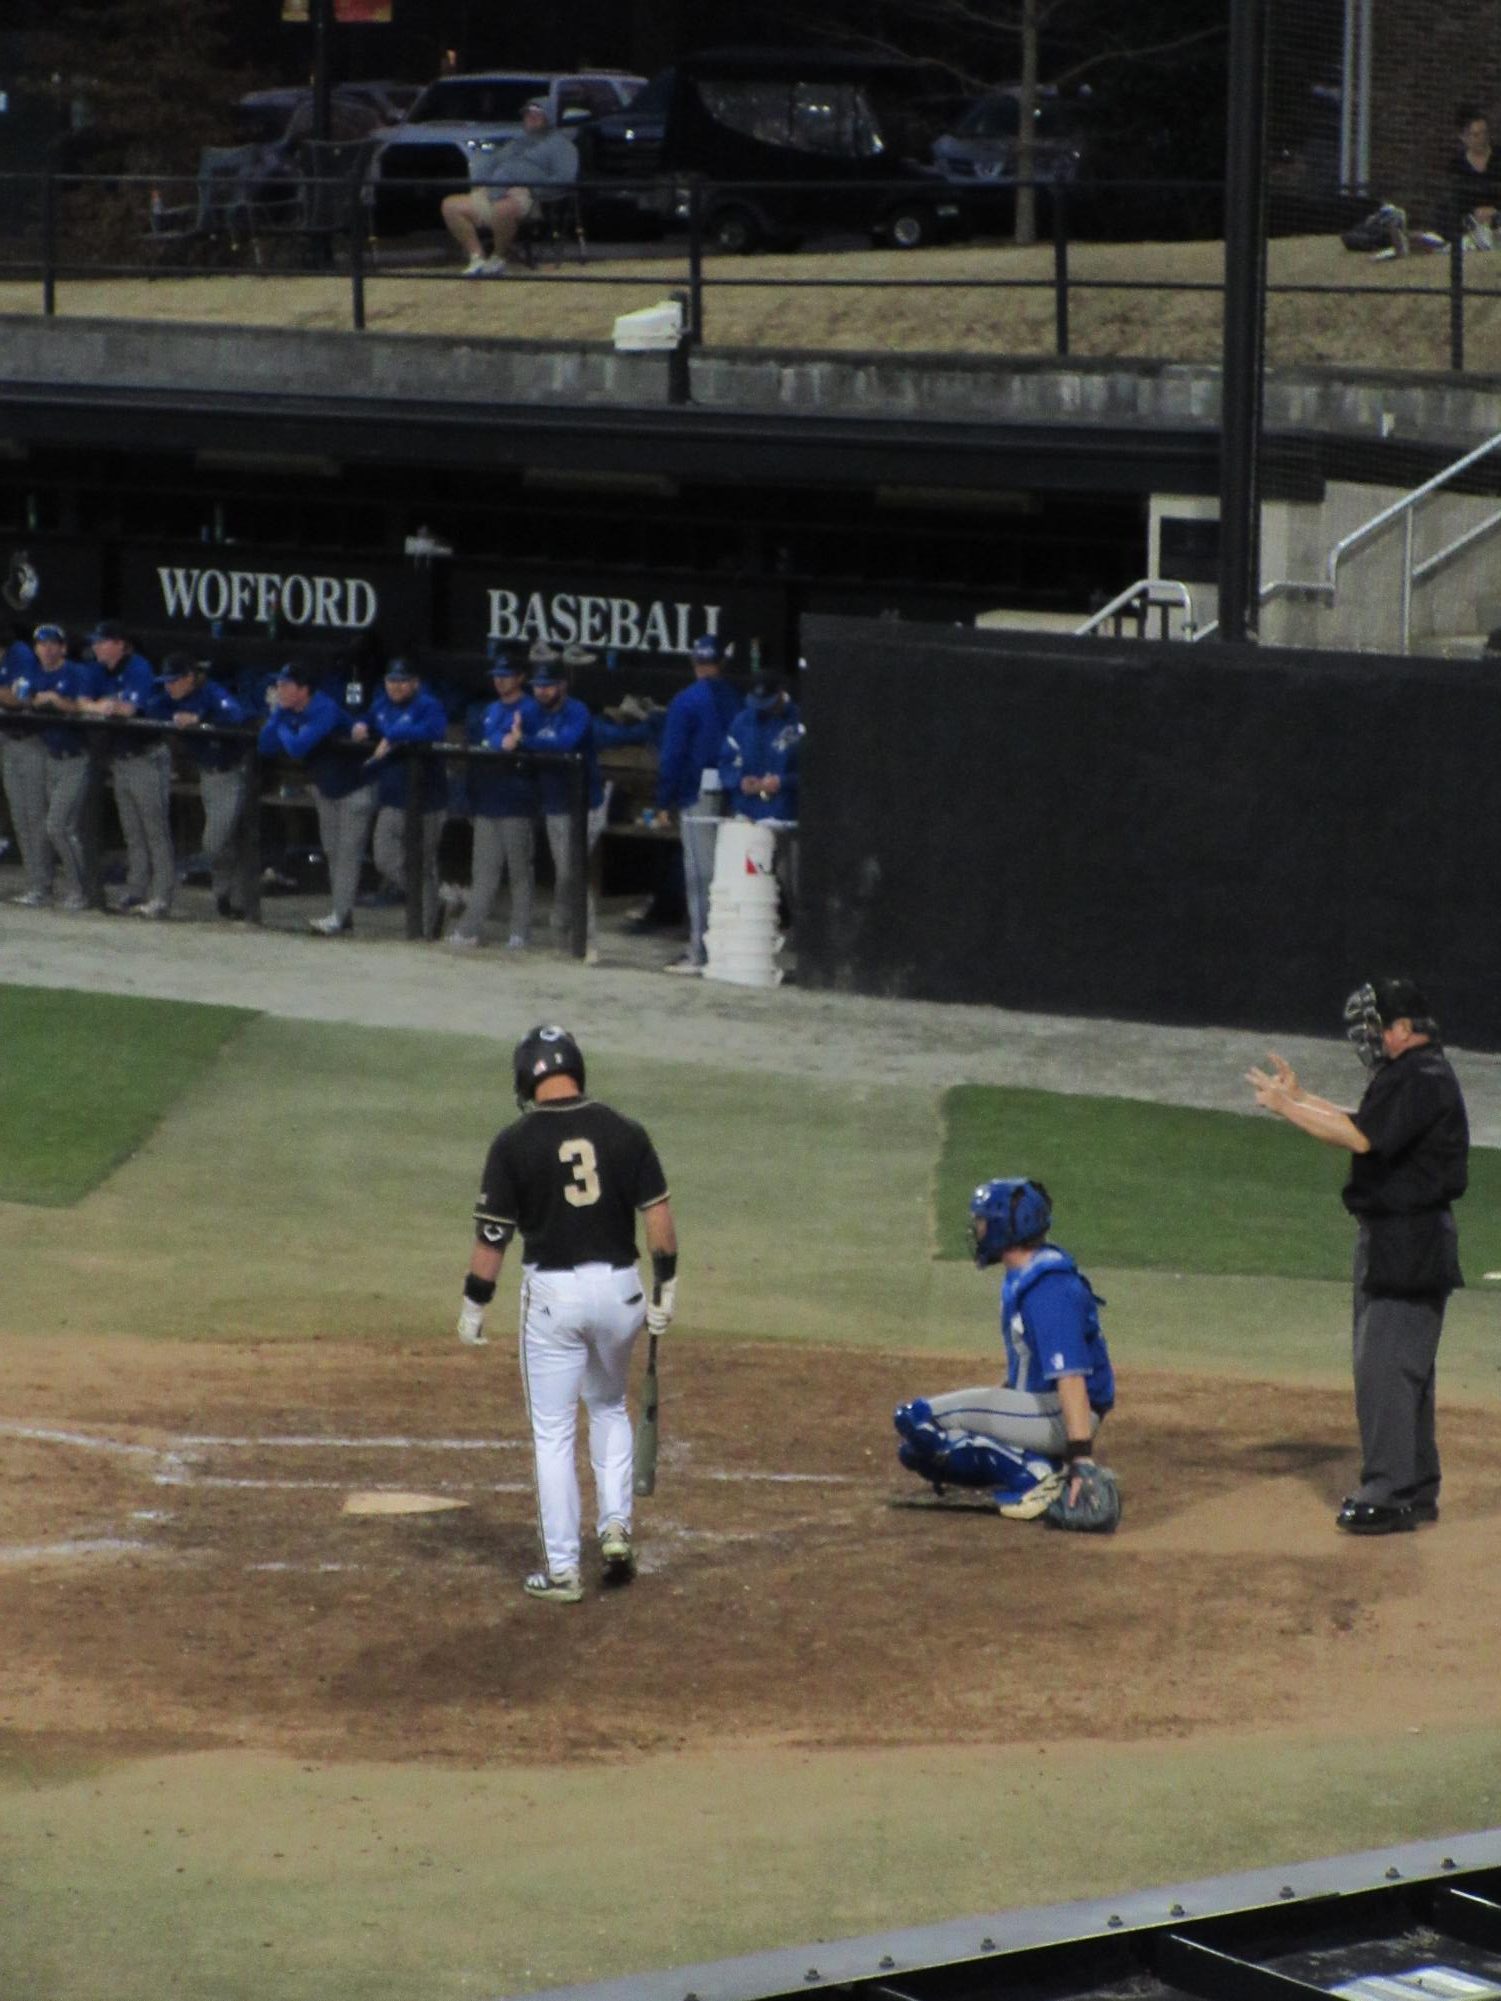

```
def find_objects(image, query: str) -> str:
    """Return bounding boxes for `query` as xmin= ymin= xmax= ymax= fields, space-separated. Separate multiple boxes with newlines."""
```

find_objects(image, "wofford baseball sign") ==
xmin=485 ymin=587 xmax=720 ymax=654
xmin=156 ymin=565 xmax=379 ymax=629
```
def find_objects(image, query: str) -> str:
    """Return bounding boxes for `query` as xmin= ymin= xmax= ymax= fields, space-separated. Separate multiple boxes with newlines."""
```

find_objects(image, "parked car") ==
xmin=366 ymin=69 xmax=645 ymax=237
xmin=574 ymin=48 xmax=967 ymax=253
xmin=235 ymin=86 xmax=399 ymax=147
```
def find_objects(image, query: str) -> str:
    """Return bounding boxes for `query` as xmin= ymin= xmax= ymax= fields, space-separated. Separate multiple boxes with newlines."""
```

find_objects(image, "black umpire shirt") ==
xmin=1344 ymin=1044 xmax=1469 ymax=1217
xmin=475 ymin=1098 xmax=669 ymax=1270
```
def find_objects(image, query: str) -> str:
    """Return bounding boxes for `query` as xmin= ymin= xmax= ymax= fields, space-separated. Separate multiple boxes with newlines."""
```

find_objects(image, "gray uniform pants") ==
xmin=545 ymin=804 xmax=606 ymax=945
xmin=928 ymin=1384 xmax=1101 ymax=1458
xmin=679 ymin=786 xmax=725 ymax=965
xmin=198 ymin=766 xmax=248 ymax=900
xmin=2 ymin=735 xmax=51 ymax=896
xmin=373 ymin=803 xmax=447 ymax=937
xmin=44 ymin=752 xmax=92 ymax=900
xmin=1351 ymin=1224 xmax=1448 ymax=1508
xmin=112 ymin=746 xmax=175 ymax=905
xmin=316 ymin=788 xmax=377 ymax=924
xmin=467 ymin=814 xmax=535 ymax=942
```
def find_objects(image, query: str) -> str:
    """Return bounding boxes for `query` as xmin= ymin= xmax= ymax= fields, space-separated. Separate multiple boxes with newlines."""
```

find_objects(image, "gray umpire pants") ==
xmin=199 ymin=766 xmax=248 ymax=900
xmin=43 ymin=751 xmax=92 ymax=901
xmin=1351 ymin=1224 xmax=1448 ymax=1509
xmin=112 ymin=746 xmax=175 ymax=906
xmin=545 ymin=803 xmax=607 ymax=945
xmin=467 ymin=813 xmax=535 ymax=942
xmin=316 ymin=788 xmax=377 ymax=925
xmin=373 ymin=803 xmax=447 ymax=937
xmin=2 ymin=734 xmax=52 ymax=896
xmin=679 ymin=785 xmax=725 ymax=966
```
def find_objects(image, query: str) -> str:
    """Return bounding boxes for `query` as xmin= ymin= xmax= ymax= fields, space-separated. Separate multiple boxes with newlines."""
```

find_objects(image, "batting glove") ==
xmin=457 ymin=1298 xmax=488 ymax=1347
xmin=646 ymin=1278 xmax=677 ymax=1338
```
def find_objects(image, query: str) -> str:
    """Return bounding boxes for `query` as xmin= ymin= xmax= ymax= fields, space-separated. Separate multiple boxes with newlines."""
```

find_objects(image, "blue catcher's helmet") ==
xmin=969 ymin=1177 xmax=1052 ymax=1267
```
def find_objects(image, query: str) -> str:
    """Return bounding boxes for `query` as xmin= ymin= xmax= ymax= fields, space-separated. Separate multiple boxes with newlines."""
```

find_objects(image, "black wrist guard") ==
xmin=1064 ymin=1437 xmax=1094 ymax=1463
xmin=463 ymin=1273 xmax=497 ymax=1307
xmin=651 ymin=1249 xmax=678 ymax=1287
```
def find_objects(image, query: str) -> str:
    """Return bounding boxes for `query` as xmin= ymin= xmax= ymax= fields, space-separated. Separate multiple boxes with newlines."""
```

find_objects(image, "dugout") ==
xmin=797 ymin=617 xmax=1501 ymax=1053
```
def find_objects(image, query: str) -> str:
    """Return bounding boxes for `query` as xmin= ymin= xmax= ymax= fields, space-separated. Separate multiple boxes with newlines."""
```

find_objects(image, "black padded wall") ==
xmin=797 ymin=618 xmax=1501 ymax=1050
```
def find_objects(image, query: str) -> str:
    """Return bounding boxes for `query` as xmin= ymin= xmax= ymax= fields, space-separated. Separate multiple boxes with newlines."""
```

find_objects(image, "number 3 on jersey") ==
xmin=559 ymin=1137 xmax=602 ymax=1206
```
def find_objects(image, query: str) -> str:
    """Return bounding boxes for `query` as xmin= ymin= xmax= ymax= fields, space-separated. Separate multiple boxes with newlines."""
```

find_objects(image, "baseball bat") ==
xmin=633 ymin=1332 xmax=660 ymax=1496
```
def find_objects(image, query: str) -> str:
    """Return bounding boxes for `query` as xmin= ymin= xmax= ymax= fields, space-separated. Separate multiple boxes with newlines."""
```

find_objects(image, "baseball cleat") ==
xmin=599 ymin=1522 xmax=636 ymax=1579
xmin=10 ymin=889 xmax=52 ymax=907
xmin=996 ymin=1467 xmax=1065 ymax=1520
xmin=523 ymin=1569 xmax=584 ymax=1602
xmin=309 ymin=912 xmax=352 ymax=936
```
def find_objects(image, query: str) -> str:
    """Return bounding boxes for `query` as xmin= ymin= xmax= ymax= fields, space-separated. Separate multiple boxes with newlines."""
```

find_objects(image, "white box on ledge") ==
xmin=612 ymin=299 xmax=684 ymax=352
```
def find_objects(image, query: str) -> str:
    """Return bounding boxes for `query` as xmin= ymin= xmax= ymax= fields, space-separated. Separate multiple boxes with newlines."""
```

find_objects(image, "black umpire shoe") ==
xmin=1408 ymin=1498 xmax=1440 ymax=1523
xmin=1336 ymin=1497 xmax=1416 ymax=1535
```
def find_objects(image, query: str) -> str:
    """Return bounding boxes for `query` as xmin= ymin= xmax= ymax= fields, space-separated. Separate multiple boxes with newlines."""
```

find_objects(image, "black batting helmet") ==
xmin=513 ymin=1024 xmax=586 ymax=1107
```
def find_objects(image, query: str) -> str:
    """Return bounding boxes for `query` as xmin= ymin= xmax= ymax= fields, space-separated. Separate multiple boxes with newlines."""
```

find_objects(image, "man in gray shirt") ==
xmin=441 ymin=100 xmax=579 ymax=276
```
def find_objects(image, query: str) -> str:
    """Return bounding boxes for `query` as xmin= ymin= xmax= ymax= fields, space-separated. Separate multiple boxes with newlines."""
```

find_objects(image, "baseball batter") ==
xmin=893 ymin=1178 xmax=1121 ymax=1530
xmin=457 ymin=1025 xmax=678 ymax=1602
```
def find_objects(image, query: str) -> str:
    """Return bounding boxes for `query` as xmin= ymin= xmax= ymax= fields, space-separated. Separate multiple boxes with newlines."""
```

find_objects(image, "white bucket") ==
xmin=711 ymin=818 xmax=777 ymax=888
xmin=704 ymin=951 xmax=784 ymax=989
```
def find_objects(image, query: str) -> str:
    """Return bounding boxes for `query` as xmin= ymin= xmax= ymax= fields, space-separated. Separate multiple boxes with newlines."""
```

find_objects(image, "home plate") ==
xmin=341 ymin=1492 xmax=470 ymax=1516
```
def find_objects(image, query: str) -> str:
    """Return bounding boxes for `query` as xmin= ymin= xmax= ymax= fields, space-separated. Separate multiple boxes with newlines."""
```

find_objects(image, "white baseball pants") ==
xmin=518 ymin=1262 xmax=647 ymax=1578
xmin=926 ymin=1384 xmax=1100 ymax=1457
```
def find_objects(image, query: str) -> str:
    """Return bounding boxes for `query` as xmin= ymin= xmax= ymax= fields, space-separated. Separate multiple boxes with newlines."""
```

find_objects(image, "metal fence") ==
xmin=4 ymin=166 xmax=1501 ymax=372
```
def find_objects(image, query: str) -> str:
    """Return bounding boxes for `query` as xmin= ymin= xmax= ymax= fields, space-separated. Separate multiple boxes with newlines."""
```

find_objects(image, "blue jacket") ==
xmin=92 ymin=651 xmax=159 ymax=757
xmin=21 ymin=656 xmax=105 ymax=758
xmin=258 ymin=689 xmax=361 ymax=799
xmin=720 ymin=700 xmax=802 ymax=822
xmin=513 ymin=694 xmax=604 ymax=814
xmin=468 ymin=695 xmax=539 ymax=817
xmin=999 ymin=1247 xmax=1115 ymax=1415
xmin=656 ymin=674 xmax=741 ymax=811
xmin=144 ymin=676 xmax=249 ymax=771
xmin=364 ymin=687 xmax=449 ymax=811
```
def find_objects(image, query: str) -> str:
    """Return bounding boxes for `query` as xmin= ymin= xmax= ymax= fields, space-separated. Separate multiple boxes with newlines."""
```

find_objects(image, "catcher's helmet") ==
xmin=1343 ymin=976 xmax=1437 ymax=1069
xmin=969 ymin=1178 xmax=1052 ymax=1267
xmin=513 ymin=1023 xmax=586 ymax=1107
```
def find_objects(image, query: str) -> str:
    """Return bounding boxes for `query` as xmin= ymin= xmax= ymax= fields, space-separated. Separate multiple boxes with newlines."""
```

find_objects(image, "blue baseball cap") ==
xmin=748 ymin=676 xmax=785 ymax=712
xmin=691 ymin=634 xmax=721 ymax=662
xmin=383 ymin=658 xmax=419 ymax=682
xmin=88 ymin=617 xmax=128 ymax=643
xmin=32 ymin=622 xmax=65 ymax=644
xmin=276 ymin=661 xmax=316 ymax=688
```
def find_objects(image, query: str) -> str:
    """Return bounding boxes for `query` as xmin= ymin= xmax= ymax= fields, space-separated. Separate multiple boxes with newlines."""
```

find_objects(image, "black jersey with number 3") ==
xmin=474 ymin=1098 xmax=669 ymax=1270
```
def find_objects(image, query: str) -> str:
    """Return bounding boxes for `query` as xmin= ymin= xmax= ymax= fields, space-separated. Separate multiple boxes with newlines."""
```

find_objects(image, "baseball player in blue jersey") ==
xmin=893 ymin=1178 xmax=1121 ymax=1530
xmin=449 ymin=651 xmax=539 ymax=950
xmin=146 ymin=654 xmax=251 ymax=920
xmin=257 ymin=662 xmax=362 ymax=934
xmin=1 ymin=625 xmax=54 ymax=904
xmin=656 ymin=634 xmax=741 ymax=975
xmin=352 ymin=659 xmax=449 ymax=936
xmin=77 ymin=619 xmax=174 ymax=916
xmin=502 ymin=649 xmax=605 ymax=954
xmin=719 ymin=678 xmax=801 ymax=825
xmin=22 ymin=626 xmax=105 ymax=910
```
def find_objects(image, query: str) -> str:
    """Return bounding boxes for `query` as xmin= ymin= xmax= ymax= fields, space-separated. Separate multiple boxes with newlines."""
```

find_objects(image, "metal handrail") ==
xmin=1074 ymin=578 xmax=1197 ymax=640
xmin=1322 ymin=428 xmax=1501 ymax=593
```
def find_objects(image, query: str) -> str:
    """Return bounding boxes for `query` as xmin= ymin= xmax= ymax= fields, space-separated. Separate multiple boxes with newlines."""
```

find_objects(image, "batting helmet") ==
xmin=513 ymin=1023 xmax=586 ymax=1107
xmin=969 ymin=1178 xmax=1052 ymax=1267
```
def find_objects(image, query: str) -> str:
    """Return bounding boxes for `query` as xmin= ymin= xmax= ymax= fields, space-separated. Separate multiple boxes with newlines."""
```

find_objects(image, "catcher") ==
xmin=893 ymin=1178 xmax=1121 ymax=1532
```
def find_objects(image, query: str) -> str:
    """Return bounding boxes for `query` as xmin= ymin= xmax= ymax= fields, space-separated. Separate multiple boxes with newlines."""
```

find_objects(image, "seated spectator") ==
xmin=448 ymin=649 xmax=538 ymax=951
xmin=502 ymin=643 xmax=605 ymax=955
xmin=147 ymin=653 xmax=251 ymax=920
xmin=257 ymin=661 xmax=362 ymax=936
xmin=352 ymin=657 xmax=449 ymax=936
xmin=440 ymin=99 xmax=579 ymax=277
xmin=1451 ymin=105 xmax=1501 ymax=245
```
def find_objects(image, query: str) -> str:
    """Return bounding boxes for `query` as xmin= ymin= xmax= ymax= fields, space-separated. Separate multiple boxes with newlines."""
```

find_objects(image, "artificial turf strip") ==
xmin=0 ymin=985 xmax=256 ymax=1206
xmin=937 ymin=1083 xmax=1501 ymax=1281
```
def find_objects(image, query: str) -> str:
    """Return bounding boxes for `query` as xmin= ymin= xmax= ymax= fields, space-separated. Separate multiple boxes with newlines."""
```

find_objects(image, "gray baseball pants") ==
xmin=112 ymin=746 xmax=175 ymax=906
xmin=373 ymin=803 xmax=447 ymax=936
xmin=928 ymin=1384 xmax=1101 ymax=1457
xmin=2 ymin=735 xmax=52 ymax=896
xmin=545 ymin=804 xmax=606 ymax=945
xmin=43 ymin=752 xmax=92 ymax=901
xmin=1351 ymin=1224 xmax=1447 ymax=1509
xmin=198 ymin=766 xmax=248 ymax=900
xmin=466 ymin=814 xmax=535 ymax=942
xmin=679 ymin=787 xmax=724 ymax=965
xmin=316 ymin=788 xmax=377 ymax=924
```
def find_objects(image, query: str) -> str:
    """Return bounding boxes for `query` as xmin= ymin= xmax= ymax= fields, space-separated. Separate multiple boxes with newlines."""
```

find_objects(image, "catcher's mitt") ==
xmin=1045 ymin=1461 xmax=1121 ymax=1534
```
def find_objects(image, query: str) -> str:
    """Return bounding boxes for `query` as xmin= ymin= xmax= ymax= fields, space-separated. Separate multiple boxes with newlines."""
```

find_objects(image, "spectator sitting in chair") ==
xmin=1451 ymin=106 xmax=1501 ymax=246
xmin=440 ymin=99 xmax=579 ymax=279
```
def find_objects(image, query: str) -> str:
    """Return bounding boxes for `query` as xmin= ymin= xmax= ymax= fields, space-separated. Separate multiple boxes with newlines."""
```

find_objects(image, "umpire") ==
xmin=456 ymin=1025 xmax=678 ymax=1603
xmin=1248 ymin=976 xmax=1469 ymax=1536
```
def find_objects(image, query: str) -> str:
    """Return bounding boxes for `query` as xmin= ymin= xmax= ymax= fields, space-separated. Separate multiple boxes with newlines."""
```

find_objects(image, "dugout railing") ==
xmin=5 ymin=165 xmax=1501 ymax=375
xmin=2 ymin=710 xmax=593 ymax=957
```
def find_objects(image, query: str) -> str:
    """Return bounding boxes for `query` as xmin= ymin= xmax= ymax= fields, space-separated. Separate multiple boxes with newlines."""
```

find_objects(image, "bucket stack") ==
xmin=703 ymin=820 xmax=785 ymax=988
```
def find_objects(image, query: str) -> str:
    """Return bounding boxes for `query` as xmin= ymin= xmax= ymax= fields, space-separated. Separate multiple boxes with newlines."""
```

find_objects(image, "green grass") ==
xmin=938 ymin=1083 xmax=1501 ymax=1281
xmin=0 ymin=985 xmax=255 ymax=1205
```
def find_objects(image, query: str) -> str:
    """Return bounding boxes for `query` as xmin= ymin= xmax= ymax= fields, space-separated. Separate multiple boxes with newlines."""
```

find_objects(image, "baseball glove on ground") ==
xmin=1045 ymin=1461 xmax=1122 ymax=1533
